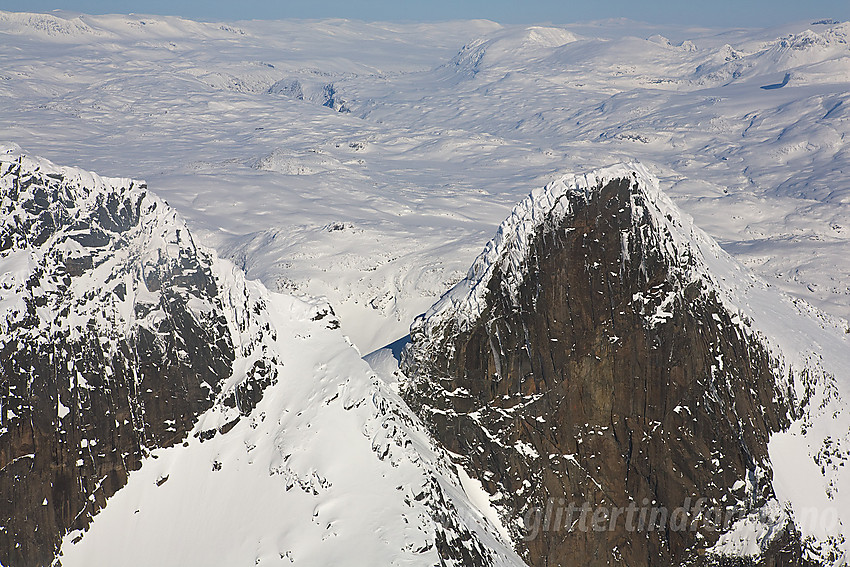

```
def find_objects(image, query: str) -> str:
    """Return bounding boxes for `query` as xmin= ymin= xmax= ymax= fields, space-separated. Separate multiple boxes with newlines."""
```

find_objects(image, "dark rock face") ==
xmin=0 ymin=157 xmax=246 ymax=567
xmin=402 ymin=173 xmax=810 ymax=566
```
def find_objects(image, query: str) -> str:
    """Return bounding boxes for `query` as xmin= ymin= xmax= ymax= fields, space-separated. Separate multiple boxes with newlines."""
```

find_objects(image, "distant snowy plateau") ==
xmin=1 ymin=9 xmax=850 ymax=567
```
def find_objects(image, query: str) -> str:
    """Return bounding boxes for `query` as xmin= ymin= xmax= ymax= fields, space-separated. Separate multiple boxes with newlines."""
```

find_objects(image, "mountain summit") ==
xmin=402 ymin=164 xmax=850 ymax=566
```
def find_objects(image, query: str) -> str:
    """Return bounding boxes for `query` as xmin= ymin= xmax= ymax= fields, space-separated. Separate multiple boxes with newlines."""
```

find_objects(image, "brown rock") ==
xmin=402 ymin=172 xmax=812 ymax=566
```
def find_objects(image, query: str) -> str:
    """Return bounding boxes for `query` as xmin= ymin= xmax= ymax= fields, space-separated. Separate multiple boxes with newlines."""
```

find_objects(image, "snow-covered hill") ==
xmin=0 ymin=146 xmax=523 ymax=567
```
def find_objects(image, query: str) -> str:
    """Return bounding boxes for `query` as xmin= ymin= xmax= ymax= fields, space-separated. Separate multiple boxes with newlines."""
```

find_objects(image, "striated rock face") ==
xmin=0 ymin=152 xmax=276 ymax=567
xmin=401 ymin=166 xmax=817 ymax=566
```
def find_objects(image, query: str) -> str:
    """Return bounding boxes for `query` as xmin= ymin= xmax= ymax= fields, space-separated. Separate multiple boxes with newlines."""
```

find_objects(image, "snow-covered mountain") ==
xmin=0 ymin=143 xmax=240 ymax=565
xmin=1 ymin=8 xmax=850 ymax=567
xmin=402 ymin=164 xmax=850 ymax=566
xmin=0 ymin=146 xmax=523 ymax=567
xmin=5 ymin=145 xmax=848 ymax=567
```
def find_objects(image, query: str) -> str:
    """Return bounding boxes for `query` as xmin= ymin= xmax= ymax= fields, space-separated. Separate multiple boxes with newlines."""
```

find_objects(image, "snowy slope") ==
xmin=406 ymin=162 xmax=850 ymax=563
xmin=59 ymin=281 xmax=523 ymax=567
xmin=0 ymin=147 xmax=524 ymax=567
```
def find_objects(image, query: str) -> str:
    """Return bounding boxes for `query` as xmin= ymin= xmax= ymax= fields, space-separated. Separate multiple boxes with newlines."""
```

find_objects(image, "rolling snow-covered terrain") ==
xmin=1 ymin=11 xmax=849 ymax=354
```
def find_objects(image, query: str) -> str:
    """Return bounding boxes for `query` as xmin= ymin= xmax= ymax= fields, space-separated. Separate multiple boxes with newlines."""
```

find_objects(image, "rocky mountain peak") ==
xmin=401 ymin=164 xmax=847 ymax=566
xmin=0 ymin=148 xmax=279 ymax=566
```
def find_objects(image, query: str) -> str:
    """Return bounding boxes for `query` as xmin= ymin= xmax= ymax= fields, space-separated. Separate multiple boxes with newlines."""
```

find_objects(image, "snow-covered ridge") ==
xmin=0 ymin=11 xmax=108 ymax=38
xmin=691 ymin=23 xmax=850 ymax=87
xmin=0 ymin=10 xmax=243 ymax=41
xmin=60 ymin=272 xmax=527 ymax=566
xmin=447 ymin=25 xmax=579 ymax=76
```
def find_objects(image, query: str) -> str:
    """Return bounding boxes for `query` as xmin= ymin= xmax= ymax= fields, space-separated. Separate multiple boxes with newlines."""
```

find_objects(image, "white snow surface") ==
xmin=1 ymin=12 xmax=849 ymax=354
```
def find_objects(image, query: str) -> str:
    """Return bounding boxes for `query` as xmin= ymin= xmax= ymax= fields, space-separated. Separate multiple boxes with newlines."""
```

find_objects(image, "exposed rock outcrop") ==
xmin=0 ymin=152 xmax=278 ymax=566
xmin=401 ymin=165 xmax=825 ymax=566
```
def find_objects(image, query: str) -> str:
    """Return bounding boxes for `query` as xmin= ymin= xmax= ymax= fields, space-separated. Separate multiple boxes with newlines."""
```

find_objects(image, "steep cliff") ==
xmin=0 ymin=150 xmax=245 ymax=566
xmin=401 ymin=164 xmax=850 ymax=566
